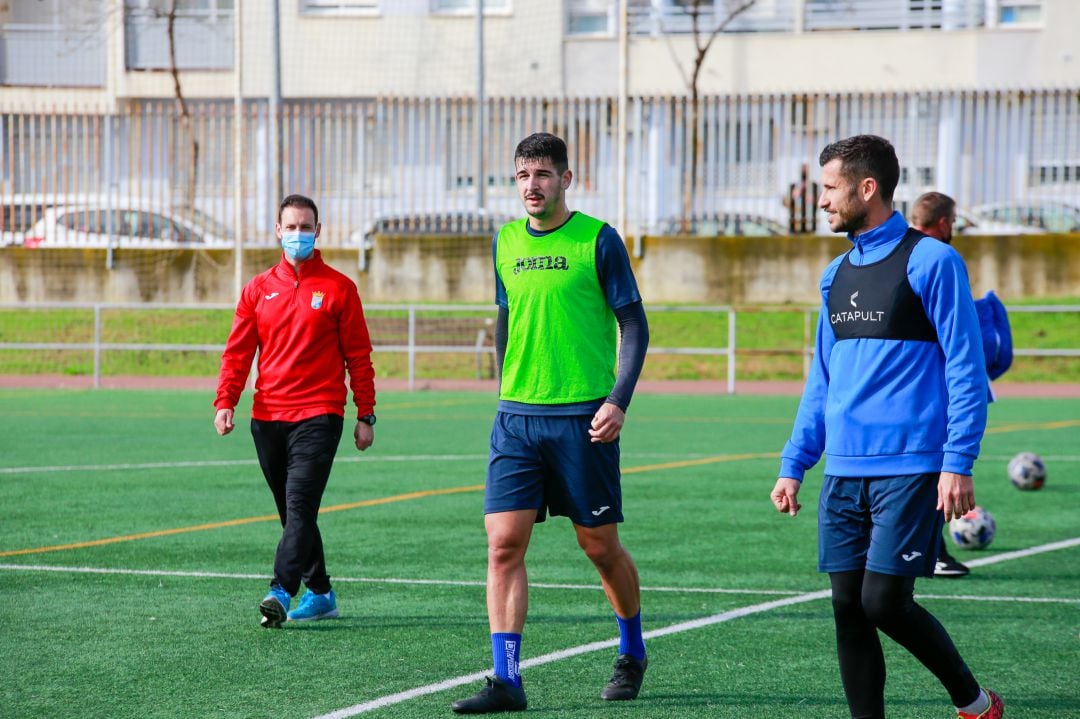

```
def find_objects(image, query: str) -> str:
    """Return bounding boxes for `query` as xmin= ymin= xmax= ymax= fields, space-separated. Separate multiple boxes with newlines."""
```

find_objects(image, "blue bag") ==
xmin=974 ymin=290 xmax=1013 ymax=380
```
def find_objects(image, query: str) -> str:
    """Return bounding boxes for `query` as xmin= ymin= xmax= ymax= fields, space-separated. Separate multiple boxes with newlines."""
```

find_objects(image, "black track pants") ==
xmin=251 ymin=413 xmax=343 ymax=596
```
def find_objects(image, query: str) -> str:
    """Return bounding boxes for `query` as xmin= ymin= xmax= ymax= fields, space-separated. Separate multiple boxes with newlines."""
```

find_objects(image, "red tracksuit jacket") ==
xmin=215 ymin=250 xmax=375 ymax=422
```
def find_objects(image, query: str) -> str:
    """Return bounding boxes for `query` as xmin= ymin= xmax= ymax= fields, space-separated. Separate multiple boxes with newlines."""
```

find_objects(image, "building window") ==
xmin=431 ymin=0 xmax=511 ymax=15
xmin=629 ymin=0 xmax=793 ymax=35
xmin=0 ymin=0 xmax=106 ymax=87
xmin=301 ymin=0 xmax=379 ymax=14
xmin=998 ymin=1 xmax=1042 ymax=24
xmin=125 ymin=0 xmax=234 ymax=71
xmin=567 ymin=0 xmax=614 ymax=35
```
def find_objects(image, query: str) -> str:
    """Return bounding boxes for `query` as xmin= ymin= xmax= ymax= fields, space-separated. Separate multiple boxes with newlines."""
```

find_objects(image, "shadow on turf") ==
xmin=527 ymin=692 xmax=850 ymax=713
xmin=885 ymin=695 xmax=1074 ymax=713
xmin=562 ymin=692 xmax=1075 ymax=715
xmin=265 ymin=616 xmax=480 ymax=631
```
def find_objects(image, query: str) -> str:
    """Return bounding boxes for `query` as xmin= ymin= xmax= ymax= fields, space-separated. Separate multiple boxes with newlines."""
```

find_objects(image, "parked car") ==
xmin=366 ymin=210 xmax=516 ymax=236
xmin=21 ymin=202 xmax=232 ymax=249
xmin=350 ymin=210 xmax=517 ymax=247
xmin=967 ymin=200 xmax=1080 ymax=234
xmin=1 ymin=193 xmax=88 ymax=246
xmin=658 ymin=212 xmax=787 ymax=237
xmin=952 ymin=208 xmax=1042 ymax=236
xmin=1 ymin=193 xmax=77 ymax=231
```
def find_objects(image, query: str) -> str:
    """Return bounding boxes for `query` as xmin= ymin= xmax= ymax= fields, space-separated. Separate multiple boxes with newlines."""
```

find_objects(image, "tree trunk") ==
xmin=682 ymin=0 xmax=758 ymax=233
xmin=167 ymin=1 xmax=199 ymax=212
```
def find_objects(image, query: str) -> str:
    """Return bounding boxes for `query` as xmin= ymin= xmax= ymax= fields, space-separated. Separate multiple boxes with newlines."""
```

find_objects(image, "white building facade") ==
xmin=0 ymin=1 xmax=1076 ymax=241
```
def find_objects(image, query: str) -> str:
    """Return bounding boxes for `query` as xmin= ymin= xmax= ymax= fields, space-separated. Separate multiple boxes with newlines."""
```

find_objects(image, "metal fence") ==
xmin=1 ymin=302 xmax=1075 ymax=393
xmin=2 ymin=88 xmax=1077 ymax=247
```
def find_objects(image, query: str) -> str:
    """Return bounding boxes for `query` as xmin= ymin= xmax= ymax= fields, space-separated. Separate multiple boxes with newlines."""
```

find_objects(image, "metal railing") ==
xmin=2 ymin=88 xmax=1077 ymax=245
xmin=0 ymin=302 xmax=1076 ymax=393
xmin=791 ymin=304 xmax=1080 ymax=376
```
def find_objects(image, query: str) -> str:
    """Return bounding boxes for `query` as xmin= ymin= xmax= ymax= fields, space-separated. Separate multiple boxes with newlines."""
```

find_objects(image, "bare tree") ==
xmin=164 ymin=0 xmax=199 ymax=211
xmin=662 ymin=0 xmax=758 ymax=232
xmin=39 ymin=0 xmax=198 ymax=208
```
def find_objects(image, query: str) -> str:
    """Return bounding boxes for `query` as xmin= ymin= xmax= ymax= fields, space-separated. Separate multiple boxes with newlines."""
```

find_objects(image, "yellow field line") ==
xmin=319 ymin=485 xmax=485 ymax=513
xmin=2 ymin=451 xmax=782 ymax=558
xmin=0 ymin=515 xmax=279 ymax=558
xmin=624 ymin=452 xmax=779 ymax=474
xmin=0 ymin=485 xmax=484 ymax=558
xmin=985 ymin=419 xmax=1080 ymax=434
xmin=6 ymin=415 xmax=1074 ymax=559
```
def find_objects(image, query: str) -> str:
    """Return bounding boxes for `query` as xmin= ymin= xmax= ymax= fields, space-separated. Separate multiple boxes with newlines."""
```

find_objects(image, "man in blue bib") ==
xmin=770 ymin=135 xmax=1003 ymax=719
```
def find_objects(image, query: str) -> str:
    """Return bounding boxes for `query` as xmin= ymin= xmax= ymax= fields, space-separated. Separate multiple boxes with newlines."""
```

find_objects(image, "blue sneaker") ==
xmin=259 ymin=585 xmax=291 ymax=629
xmin=287 ymin=589 xmax=339 ymax=622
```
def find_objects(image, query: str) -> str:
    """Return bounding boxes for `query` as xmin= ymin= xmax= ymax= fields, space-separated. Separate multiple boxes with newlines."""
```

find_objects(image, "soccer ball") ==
xmin=949 ymin=507 xmax=996 ymax=550
xmin=1007 ymin=451 xmax=1046 ymax=491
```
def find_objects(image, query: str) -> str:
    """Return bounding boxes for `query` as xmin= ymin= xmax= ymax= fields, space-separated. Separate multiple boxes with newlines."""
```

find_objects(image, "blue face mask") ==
xmin=281 ymin=230 xmax=316 ymax=261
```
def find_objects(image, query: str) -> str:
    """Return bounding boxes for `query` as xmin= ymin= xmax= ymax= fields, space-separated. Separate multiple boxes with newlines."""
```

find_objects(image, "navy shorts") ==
xmin=818 ymin=472 xmax=944 ymax=578
xmin=485 ymin=412 xmax=623 ymax=526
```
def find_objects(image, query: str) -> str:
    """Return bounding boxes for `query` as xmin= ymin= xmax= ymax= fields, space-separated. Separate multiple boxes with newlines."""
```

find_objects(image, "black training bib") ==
xmin=827 ymin=228 xmax=938 ymax=343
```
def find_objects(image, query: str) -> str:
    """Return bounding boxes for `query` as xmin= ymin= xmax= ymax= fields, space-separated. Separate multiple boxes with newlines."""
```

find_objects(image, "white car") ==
xmin=1 ymin=193 xmax=81 ymax=246
xmin=659 ymin=212 xmax=788 ymax=237
xmin=349 ymin=211 xmax=517 ymax=248
xmin=21 ymin=203 xmax=232 ymax=249
xmin=967 ymin=201 xmax=1080 ymax=234
xmin=953 ymin=208 xmax=1044 ymax=236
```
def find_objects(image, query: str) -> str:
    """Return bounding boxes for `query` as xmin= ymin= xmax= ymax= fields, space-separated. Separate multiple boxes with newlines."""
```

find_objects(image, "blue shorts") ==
xmin=818 ymin=473 xmax=943 ymax=578
xmin=485 ymin=412 xmax=623 ymax=526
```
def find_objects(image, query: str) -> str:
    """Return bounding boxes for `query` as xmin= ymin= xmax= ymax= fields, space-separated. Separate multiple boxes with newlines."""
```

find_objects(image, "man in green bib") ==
xmin=452 ymin=133 xmax=650 ymax=714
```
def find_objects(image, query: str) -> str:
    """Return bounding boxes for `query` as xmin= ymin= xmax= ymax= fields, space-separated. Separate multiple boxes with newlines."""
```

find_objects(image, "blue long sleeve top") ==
xmin=779 ymin=211 xmax=988 ymax=481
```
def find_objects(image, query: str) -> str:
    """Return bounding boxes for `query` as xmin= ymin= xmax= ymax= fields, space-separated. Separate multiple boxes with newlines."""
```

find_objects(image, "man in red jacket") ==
xmin=214 ymin=194 xmax=376 ymax=628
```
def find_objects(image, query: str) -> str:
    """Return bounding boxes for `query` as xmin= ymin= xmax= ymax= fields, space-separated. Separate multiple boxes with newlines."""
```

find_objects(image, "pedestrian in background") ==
xmin=911 ymin=190 xmax=1014 ymax=579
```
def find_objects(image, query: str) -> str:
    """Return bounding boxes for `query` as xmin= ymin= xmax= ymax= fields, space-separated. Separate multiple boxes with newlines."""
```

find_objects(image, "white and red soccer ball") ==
xmin=1007 ymin=451 xmax=1047 ymax=491
xmin=949 ymin=506 xmax=997 ymax=550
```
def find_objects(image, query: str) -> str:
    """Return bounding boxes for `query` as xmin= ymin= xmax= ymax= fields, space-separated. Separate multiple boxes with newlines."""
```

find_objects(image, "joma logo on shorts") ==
xmin=513 ymin=255 xmax=569 ymax=274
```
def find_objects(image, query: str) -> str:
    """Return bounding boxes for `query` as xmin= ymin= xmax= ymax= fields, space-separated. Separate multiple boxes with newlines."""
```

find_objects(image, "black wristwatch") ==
xmin=358 ymin=414 xmax=377 ymax=426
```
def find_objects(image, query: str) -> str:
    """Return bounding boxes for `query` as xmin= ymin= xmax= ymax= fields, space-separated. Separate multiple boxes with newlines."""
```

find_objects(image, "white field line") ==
xmin=915 ymin=594 xmax=1076 ymax=603
xmin=2 ymin=537 xmax=1078 ymax=597
xmin=979 ymin=454 xmax=1080 ymax=462
xmin=5 ymin=554 xmax=1080 ymax=605
xmin=308 ymin=536 xmax=1080 ymax=719
xmin=4 ymin=454 xmax=1078 ymax=476
xmin=2 ymin=539 xmax=1076 ymax=718
xmin=0 ymin=563 xmax=803 ymax=596
xmin=312 ymin=591 xmax=835 ymax=719
xmin=0 ymin=454 xmax=488 ymax=475
xmin=0 ymin=452 xmax=732 ymax=475
xmin=5 ymin=556 xmax=1062 ymax=714
xmin=958 ymin=536 xmax=1080 ymax=568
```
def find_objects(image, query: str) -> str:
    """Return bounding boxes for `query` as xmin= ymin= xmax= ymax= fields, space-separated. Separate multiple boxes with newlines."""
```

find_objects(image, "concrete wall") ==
xmin=2 ymin=235 xmax=1077 ymax=305
xmin=634 ymin=234 xmax=1080 ymax=304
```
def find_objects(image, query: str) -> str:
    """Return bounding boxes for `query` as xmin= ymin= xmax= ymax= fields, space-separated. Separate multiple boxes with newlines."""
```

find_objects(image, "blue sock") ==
xmin=616 ymin=611 xmax=646 ymax=661
xmin=491 ymin=632 xmax=522 ymax=687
